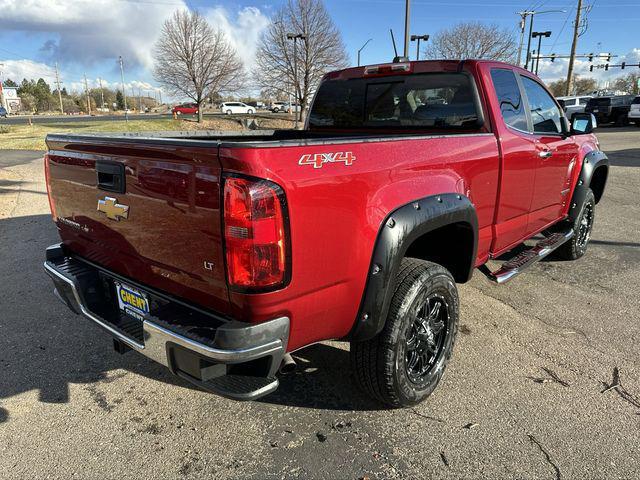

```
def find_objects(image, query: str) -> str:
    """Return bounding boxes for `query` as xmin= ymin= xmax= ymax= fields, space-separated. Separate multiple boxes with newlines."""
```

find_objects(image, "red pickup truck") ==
xmin=44 ymin=60 xmax=608 ymax=407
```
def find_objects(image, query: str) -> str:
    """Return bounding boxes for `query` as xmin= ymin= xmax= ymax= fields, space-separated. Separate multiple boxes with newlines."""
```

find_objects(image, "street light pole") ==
xmin=525 ymin=14 xmax=535 ymax=70
xmin=532 ymin=31 xmax=552 ymax=75
xmin=403 ymin=0 xmax=411 ymax=58
xmin=410 ymin=34 xmax=429 ymax=61
xmin=357 ymin=38 xmax=373 ymax=66
xmin=521 ymin=9 xmax=565 ymax=70
xmin=287 ymin=33 xmax=307 ymax=129
xmin=118 ymin=56 xmax=128 ymax=123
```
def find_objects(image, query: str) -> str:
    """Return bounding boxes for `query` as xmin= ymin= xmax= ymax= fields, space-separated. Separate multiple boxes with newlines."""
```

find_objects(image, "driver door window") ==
xmin=520 ymin=76 xmax=562 ymax=134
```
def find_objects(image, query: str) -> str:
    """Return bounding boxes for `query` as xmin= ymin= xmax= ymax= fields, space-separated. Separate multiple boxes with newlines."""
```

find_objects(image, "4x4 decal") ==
xmin=299 ymin=151 xmax=355 ymax=169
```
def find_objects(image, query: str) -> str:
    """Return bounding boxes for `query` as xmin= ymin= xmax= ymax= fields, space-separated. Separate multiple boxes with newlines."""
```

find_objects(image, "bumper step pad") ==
xmin=44 ymin=244 xmax=289 ymax=401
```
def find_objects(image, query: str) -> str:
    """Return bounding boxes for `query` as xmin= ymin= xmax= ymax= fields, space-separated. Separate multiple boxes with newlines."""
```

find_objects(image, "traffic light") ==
xmin=550 ymin=54 xmax=556 ymax=62
xmin=621 ymin=62 xmax=626 ymax=69
xmin=588 ymin=53 xmax=594 ymax=62
xmin=606 ymin=53 xmax=611 ymax=62
xmin=589 ymin=65 xmax=594 ymax=72
xmin=605 ymin=64 xmax=609 ymax=71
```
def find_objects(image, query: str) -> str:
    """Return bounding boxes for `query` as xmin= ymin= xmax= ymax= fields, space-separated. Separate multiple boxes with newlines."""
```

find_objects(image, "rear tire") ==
xmin=226 ymin=110 xmax=232 ymax=115
xmin=553 ymin=188 xmax=596 ymax=260
xmin=615 ymin=114 xmax=628 ymax=126
xmin=350 ymin=258 xmax=459 ymax=408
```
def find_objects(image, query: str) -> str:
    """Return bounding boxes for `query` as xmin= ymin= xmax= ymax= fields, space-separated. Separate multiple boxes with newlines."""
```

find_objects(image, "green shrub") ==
xmin=0 ymin=125 xmax=10 ymax=134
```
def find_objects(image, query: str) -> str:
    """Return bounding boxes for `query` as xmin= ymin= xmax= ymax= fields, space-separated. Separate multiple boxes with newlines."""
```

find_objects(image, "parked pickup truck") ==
xmin=44 ymin=60 xmax=608 ymax=407
xmin=585 ymin=95 xmax=635 ymax=126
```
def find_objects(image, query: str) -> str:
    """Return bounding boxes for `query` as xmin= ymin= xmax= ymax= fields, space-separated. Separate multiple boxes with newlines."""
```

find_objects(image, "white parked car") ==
xmin=220 ymin=102 xmax=255 ymax=115
xmin=270 ymin=101 xmax=287 ymax=113
xmin=556 ymin=95 xmax=591 ymax=120
xmin=628 ymin=96 xmax=640 ymax=126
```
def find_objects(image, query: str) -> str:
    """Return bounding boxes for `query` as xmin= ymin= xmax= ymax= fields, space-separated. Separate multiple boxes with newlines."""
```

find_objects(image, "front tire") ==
xmin=554 ymin=188 xmax=596 ymax=260
xmin=226 ymin=110 xmax=232 ymax=115
xmin=350 ymin=258 xmax=459 ymax=408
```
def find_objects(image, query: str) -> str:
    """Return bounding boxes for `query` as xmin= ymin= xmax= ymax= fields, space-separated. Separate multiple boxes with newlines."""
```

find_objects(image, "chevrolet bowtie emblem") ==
xmin=97 ymin=197 xmax=130 ymax=221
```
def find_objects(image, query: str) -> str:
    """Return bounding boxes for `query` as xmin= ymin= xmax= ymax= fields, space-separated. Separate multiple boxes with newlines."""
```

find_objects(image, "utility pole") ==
xmin=403 ymin=0 xmax=411 ymax=59
xmin=566 ymin=0 xmax=583 ymax=96
xmin=286 ymin=32 xmax=307 ymax=129
xmin=83 ymin=74 xmax=91 ymax=115
xmin=54 ymin=62 xmax=64 ymax=114
xmin=410 ymin=34 xmax=429 ymax=61
xmin=516 ymin=12 xmax=528 ymax=67
xmin=98 ymin=77 xmax=105 ymax=110
xmin=118 ymin=55 xmax=128 ymax=122
xmin=0 ymin=63 xmax=4 ymax=112
xmin=357 ymin=38 xmax=373 ymax=66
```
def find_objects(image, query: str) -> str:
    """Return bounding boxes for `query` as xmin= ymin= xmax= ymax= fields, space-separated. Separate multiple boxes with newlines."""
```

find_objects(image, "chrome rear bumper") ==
xmin=44 ymin=244 xmax=289 ymax=400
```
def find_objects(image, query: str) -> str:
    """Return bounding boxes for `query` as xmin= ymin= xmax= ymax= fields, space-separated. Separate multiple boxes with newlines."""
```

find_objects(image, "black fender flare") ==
xmin=568 ymin=150 xmax=609 ymax=222
xmin=350 ymin=193 xmax=478 ymax=342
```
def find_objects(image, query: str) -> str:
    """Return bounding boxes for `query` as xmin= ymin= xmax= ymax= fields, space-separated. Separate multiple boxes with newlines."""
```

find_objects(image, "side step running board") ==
xmin=479 ymin=230 xmax=574 ymax=284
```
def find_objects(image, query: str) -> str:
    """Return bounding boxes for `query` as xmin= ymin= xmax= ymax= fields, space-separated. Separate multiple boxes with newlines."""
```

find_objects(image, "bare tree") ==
xmin=255 ymin=0 xmax=348 ymax=122
xmin=425 ymin=22 xmax=516 ymax=63
xmin=548 ymin=76 xmax=597 ymax=96
xmin=612 ymin=72 xmax=640 ymax=95
xmin=154 ymin=10 xmax=244 ymax=122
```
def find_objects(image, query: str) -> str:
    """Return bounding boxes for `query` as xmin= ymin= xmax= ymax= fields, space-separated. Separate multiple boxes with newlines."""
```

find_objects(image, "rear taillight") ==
xmin=43 ymin=154 xmax=57 ymax=220
xmin=223 ymin=175 xmax=289 ymax=291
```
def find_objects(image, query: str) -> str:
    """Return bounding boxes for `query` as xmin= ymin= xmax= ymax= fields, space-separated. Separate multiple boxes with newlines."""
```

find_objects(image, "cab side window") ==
xmin=521 ymin=76 xmax=562 ymax=134
xmin=491 ymin=69 xmax=528 ymax=131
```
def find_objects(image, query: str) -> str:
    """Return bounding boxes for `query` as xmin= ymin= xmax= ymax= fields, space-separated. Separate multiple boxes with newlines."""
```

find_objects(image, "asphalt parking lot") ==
xmin=1 ymin=126 xmax=639 ymax=479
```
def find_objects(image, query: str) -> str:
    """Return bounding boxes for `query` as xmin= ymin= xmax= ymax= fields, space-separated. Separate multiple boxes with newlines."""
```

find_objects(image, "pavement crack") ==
xmin=601 ymin=367 xmax=640 ymax=410
xmin=410 ymin=408 xmax=446 ymax=424
xmin=527 ymin=434 xmax=562 ymax=480
xmin=527 ymin=367 xmax=570 ymax=387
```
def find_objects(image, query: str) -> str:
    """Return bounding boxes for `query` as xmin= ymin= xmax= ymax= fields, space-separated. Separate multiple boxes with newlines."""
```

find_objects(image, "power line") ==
xmin=548 ymin=2 xmax=575 ymax=52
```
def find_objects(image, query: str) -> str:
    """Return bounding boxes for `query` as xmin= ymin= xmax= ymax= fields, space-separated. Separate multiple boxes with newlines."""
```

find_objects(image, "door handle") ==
xmin=538 ymin=150 xmax=553 ymax=159
xmin=96 ymin=161 xmax=126 ymax=193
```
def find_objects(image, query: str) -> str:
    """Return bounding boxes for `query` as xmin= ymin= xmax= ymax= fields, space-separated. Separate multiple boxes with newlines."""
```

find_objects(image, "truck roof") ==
xmin=323 ymin=59 xmax=527 ymax=81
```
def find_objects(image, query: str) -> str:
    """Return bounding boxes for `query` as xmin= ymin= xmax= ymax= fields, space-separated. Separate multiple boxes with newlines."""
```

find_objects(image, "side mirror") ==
xmin=571 ymin=113 xmax=597 ymax=135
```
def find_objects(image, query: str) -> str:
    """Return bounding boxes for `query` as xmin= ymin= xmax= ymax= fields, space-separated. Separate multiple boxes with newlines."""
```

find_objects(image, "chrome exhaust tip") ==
xmin=279 ymin=353 xmax=297 ymax=374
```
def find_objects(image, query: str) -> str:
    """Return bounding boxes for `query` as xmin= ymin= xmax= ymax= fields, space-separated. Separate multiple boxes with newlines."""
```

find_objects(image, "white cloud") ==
xmin=0 ymin=0 xmax=186 ymax=71
xmin=0 ymin=59 xmax=56 ymax=84
xmin=205 ymin=6 xmax=271 ymax=69
xmin=0 ymin=1 xmax=270 ymax=73
xmin=538 ymin=48 xmax=640 ymax=88
xmin=68 ymin=78 xmax=162 ymax=94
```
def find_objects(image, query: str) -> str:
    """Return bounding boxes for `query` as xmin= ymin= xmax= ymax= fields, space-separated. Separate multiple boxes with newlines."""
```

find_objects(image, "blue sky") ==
xmin=0 ymin=0 xmax=638 ymax=99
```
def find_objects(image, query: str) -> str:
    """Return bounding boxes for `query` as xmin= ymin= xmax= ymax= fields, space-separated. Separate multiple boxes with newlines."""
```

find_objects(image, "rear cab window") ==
xmin=308 ymin=72 xmax=483 ymax=131
xmin=490 ymin=68 xmax=528 ymax=132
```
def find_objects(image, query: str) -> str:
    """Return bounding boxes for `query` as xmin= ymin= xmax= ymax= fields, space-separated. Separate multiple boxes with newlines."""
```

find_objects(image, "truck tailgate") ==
xmin=45 ymin=136 xmax=230 ymax=315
